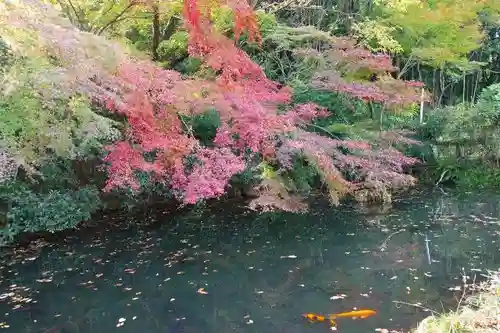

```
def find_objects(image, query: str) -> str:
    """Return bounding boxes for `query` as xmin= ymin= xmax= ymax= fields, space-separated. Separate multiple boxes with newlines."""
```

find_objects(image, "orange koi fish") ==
xmin=302 ymin=309 xmax=376 ymax=326
xmin=302 ymin=313 xmax=328 ymax=323
xmin=329 ymin=309 xmax=376 ymax=320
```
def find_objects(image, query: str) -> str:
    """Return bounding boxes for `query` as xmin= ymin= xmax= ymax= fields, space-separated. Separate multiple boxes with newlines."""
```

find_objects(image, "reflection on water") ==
xmin=0 ymin=189 xmax=499 ymax=333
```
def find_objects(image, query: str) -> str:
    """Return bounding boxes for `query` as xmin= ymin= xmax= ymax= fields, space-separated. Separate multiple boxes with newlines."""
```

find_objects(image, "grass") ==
xmin=414 ymin=270 xmax=500 ymax=333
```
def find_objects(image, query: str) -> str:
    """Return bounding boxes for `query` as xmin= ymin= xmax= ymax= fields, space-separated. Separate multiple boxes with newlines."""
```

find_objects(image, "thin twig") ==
xmin=435 ymin=169 xmax=448 ymax=186
xmin=379 ymin=229 xmax=405 ymax=250
xmin=392 ymin=300 xmax=440 ymax=315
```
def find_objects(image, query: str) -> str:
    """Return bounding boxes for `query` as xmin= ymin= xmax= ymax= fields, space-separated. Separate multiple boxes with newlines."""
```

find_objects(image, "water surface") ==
xmin=0 ymin=189 xmax=499 ymax=333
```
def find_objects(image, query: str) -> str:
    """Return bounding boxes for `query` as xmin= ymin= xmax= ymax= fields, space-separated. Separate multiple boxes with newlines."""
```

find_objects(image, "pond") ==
xmin=0 ymin=189 xmax=499 ymax=333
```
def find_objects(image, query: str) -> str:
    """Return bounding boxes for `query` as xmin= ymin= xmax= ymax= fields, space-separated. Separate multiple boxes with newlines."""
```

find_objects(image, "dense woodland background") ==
xmin=1 ymin=0 xmax=500 ymax=245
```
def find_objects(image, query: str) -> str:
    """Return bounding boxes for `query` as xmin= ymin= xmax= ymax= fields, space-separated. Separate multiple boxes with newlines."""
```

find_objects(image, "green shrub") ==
xmin=418 ymin=83 xmax=500 ymax=187
xmin=1 ymin=58 xmax=121 ymax=166
xmin=157 ymin=31 xmax=189 ymax=64
xmin=174 ymin=57 xmax=203 ymax=74
xmin=0 ymin=181 xmax=101 ymax=244
xmin=105 ymin=170 xmax=173 ymax=212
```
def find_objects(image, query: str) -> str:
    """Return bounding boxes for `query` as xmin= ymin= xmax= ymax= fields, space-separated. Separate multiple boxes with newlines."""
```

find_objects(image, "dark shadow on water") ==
xmin=0 ymin=189 xmax=499 ymax=333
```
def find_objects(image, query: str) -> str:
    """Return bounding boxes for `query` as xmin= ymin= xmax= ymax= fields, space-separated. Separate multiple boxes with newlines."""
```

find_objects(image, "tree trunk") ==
xmin=151 ymin=3 xmax=161 ymax=61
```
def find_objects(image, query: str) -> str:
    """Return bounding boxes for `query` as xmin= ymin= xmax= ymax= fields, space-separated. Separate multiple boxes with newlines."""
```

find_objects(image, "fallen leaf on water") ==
xmin=36 ymin=278 xmax=53 ymax=283
xmin=116 ymin=318 xmax=126 ymax=328
xmin=375 ymin=329 xmax=389 ymax=333
xmin=330 ymin=294 xmax=347 ymax=300
xmin=197 ymin=288 xmax=208 ymax=295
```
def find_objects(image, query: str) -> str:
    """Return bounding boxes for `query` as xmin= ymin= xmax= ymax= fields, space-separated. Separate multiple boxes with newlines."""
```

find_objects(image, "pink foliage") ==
xmin=103 ymin=141 xmax=163 ymax=192
xmin=101 ymin=0 xmax=421 ymax=208
xmin=180 ymin=148 xmax=246 ymax=204
xmin=101 ymin=0 xmax=330 ymax=205
xmin=278 ymin=130 xmax=419 ymax=192
xmin=283 ymin=103 xmax=330 ymax=123
xmin=310 ymin=37 xmax=427 ymax=108
xmin=311 ymin=71 xmax=424 ymax=107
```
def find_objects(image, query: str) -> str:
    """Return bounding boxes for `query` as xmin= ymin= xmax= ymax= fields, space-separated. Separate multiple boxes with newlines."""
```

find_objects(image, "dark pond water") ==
xmin=0 ymin=189 xmax=499 ymax=333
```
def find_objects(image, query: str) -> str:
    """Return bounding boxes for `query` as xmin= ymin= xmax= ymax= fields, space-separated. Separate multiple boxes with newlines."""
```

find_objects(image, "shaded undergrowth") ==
xmin=414 ymin=270 xmax=500 ymax=333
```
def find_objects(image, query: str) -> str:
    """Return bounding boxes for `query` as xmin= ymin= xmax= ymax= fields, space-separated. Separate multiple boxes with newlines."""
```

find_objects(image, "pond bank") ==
xmin=4 ymin=184 xmax=426 ymax=249
xmin=413 ymin=271 xmax=500 ymax=333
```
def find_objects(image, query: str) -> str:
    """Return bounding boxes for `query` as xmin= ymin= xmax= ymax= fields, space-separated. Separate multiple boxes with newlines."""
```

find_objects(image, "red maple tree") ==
xmin=102 ymin=0 xmax=329 ymax=205
xmin=101 ymin=0 xmax=423 ymax=209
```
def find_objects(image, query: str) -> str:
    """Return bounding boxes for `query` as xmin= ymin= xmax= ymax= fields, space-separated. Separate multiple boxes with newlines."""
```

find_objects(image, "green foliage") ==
xmin=283 ymin=157 xmax=319 ymax=193
xmin=0 ymin=38 xmax=13 ymax=73
xmin=0 ymin=158 xmax=104 ymax=244
xmin=123 ymin=24 xmax=152 ymax=52
xmin=188 ymin=109 xmax=222 ymax=145
xmin=174 ymin=57 xmax=203 ymax=74
xmin=421 ymin=84 xmax=500 ymax=148
xmin=46 ymin=0 xmax=143 ymax=35
xmin=251 ymin=25 xmax=333 ymax=82
xmin=257 ymin=158 xmax=319 ymax=197
xmin=0 ymin=180 xmax=101 ymax=244
xmin=254 ymin=10 xmax=279 ymax=34
xmin=212 ymin=8 xmax=278 ymax=37
xmin=0 ymin=57 xmax=121 ymax=168
xmin=477 ymin=82 xmax=500 ymax=112
xmin=454 ymin=166 xmax=500 ymax=189
xmin=0 ymin=2 xmax=127 ymax=244
xmin=229 ymin=160 xmax=263 ymax=196
xmin=352 ymin=19 xmax=403 ymax=54
xmin=1 ymin=60 xmax=74 ymax=164
xmin=157 ymin=31 xmax=189 ymax=65
xmin=292 ymin=83 xmax=370 ymax=124
xmin=211 ymin=7 xmax=236 ymax=34
xmin=106 ymin=171 xmax=173 ymax=211
xmin=419 ymin=83 xmax=500 ymax=187
xmin=367 ymin=0 xmax=487 ymax=67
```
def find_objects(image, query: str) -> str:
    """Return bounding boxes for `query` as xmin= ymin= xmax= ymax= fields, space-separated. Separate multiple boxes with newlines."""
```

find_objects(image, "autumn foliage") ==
xmin=309 ymin=37 xmax=426 ymax=109
xmin=102 ymin=0 xmax=325 ymax=204
xmin=101 ymin=0 xmax=423 ymax=209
